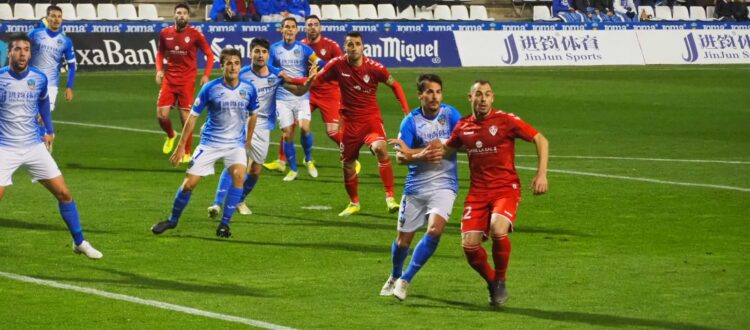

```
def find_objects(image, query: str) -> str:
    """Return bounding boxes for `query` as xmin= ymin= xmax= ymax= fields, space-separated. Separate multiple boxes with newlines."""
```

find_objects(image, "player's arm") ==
xmin=244 ymin=89 xmax=260 ymax=151
xmin=281 ymin=63 xmax=318 ymax=96
xmin=155 ymin=33 xmax=165 ymax=85
xmin=197 ymin=33 xmax=215 ymax=85
xmin=64 ymin=37 xmax=76 ymax=101
xmin=531 ymin=132 xmax=549 ymax=195
xmin=37 ymin=84 xmax=55 ymax=150
xmin=170 ymin=114 xmax=197 ymax=167
xmin=383 ymin=75 xmax=410 ymax=115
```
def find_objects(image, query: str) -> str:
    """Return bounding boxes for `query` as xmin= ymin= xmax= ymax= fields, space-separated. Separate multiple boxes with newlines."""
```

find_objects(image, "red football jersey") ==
xmin=303 ymin=36 xmax=342 ymax=97
xmin=157 ymin=25 xmax=212 ymax=85
xmin=446 ymin=110 xmax=539 ymax=193
xmin=316 ymin=55 xmax=390 ymax=120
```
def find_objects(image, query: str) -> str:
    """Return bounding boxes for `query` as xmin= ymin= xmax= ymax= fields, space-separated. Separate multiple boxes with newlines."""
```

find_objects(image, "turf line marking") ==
xmin=0 ymin=271 xmax=296 ymax=330
xmin=54 ymin=120 xmax=750 ymax=192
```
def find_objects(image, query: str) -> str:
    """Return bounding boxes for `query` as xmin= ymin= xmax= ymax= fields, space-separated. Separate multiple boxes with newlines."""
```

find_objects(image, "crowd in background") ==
xmin=551 ymin=0 xmax=748 ymax=22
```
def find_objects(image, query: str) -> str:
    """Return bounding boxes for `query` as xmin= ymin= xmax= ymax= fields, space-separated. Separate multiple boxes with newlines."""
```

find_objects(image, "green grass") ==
xmin=0 ymin=66 xmax=749 ymax=329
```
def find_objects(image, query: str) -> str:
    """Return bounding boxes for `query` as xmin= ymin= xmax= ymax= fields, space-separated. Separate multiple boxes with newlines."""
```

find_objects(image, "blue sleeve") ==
xmin=247 ymin=86 xmax=259 ymax=114
xmin=64 ymin=38 xmax=76 ymax=89
xmin=38 ymin=83 xmax=53 ymax=134
xmin=267 ymin=46 xmax=277 ymax=67
xmin=191 ymin=84 xmax=211 ymax=115
xmin=398 ymin=115 xmax=417 ymax=148
xmin=448 ymin=107 xmax=462 ymax=132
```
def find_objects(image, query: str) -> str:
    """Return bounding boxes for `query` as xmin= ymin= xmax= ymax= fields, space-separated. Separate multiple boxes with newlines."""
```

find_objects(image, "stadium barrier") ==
xmin=1 ymin=21 xmax=748 ymax=69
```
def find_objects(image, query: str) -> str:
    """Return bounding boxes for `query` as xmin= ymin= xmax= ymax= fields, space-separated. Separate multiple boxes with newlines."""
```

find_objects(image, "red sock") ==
xmin=185 ymin=133 xmax=193 ymax=154
xmin=377 ymin=158 xmax=395 ymax=198
xmin=326 ymin=128 xmax=342 ymax=144
xmin=158 ymin=118 xmax=174 ymax=137
xmin=463 ymin=245 xmax=495 ymax=284
xmin=278 ymin=136 xmax=287 ymax=162
xmin=344 ymin=171 xmax=359 ymax=203
xmin=491 ymin=235 xmax=511 ymax=282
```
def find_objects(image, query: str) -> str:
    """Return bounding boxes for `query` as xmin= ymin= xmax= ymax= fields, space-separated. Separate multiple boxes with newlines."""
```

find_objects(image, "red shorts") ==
xmin=460 ymin=188 xmax=521 ymax=236
xmin=339 ymin=117 xmax=386 ymax=163
xmin=310 ymin=93 xmax=341 ymax=124
xmin=157 ymin=82 xmax=195 ymax=110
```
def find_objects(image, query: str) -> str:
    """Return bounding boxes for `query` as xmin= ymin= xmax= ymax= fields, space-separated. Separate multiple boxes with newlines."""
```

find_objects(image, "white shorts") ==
xmin=277 ymin=98 xmax=311 ymax=129
xmin=48 ymin=86 xmax=58 ymax=111
xmin=186 ymin=145 xmax=246 ymax=177
xmin=0 ymin=143 xmax=62 ymax=186
xmin=397 ymin=189 xmax=457 ymax=233
xmin=248 ymin=116 xmax=271 ymax=164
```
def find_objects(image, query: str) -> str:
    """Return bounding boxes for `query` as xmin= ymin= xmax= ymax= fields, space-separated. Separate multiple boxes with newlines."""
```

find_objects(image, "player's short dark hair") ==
xmin=174 ymin=3 xmax=190 ymax=13
xmin=7 ymin=33 xmax=32 ymax=48
xmin=46 ymin=5 xmax=62 ymax=16
xmin=346 ymin=31 xmax=363 ymax=40
xmin=305 ymin=15 xmax=321 ymax=23
xmin=250 ymin=38 xmax=270 ymax=51
xmin=417 ymin=74 xmax=443 ymax=93
xmin=281 ymin=17 xmax=297 ymax=27
xmin=220 ymin=47 xmax=242 ymax=65
xmin=471 ymin=79 xmax=493 ymax=91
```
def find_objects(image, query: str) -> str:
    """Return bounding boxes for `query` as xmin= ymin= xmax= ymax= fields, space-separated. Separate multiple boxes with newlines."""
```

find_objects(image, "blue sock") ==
xmin=240 ymin=174 xmax=258 ymax=203
xmin=59 ymin=201 xmax=85 ymax=245
xmin=301 ymin=131 xmax=313 ymax=162
xmin=169 ymin=187 xmax=192 ymax=223
xmin=221 ymin=186 xmax=243 ymax=225
xmin=391 ymin=240 xmax=409 ymax=279
xmin=284 ymin=141 xmax=298 ymax=171
xmin=401 ymin=234 xmax=441 ymax=282
xmin=213 ymin=168 xmax=233 ymax=206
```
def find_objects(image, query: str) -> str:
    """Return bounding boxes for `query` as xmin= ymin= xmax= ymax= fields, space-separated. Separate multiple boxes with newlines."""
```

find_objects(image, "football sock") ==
xmin=344 ymin=171 xmax=359 ymax=203
xmin=168 ymin=187 xmax=192 ymax=223
xmin=213 ymin=168 xmax=232 ymax=206
xmin=240 ymin=173 xmax=259 ymax=203
xmin=284 ymin=141 xmax=298 ymax=172
xmin=463 ymin=245 xmax=496 ymax=284
xmin=221 ymin=186 xmax=243 ymax=225
xmin=158 ymin=117 xmax=174 ymax=137
xmin=301 ymin=131 xmax=313 ymax=162
xmin=278 ymin=137 xmax=287 ymax=163
xmin=491 ymin=234 xmax=512 ymax=282
xmin=377 ymin=158 xmax=395 ymax=198
xmin=401 ymin=234 xmax=440 ymax=282
xmin=391 ymin=240 xmax=409 ymax=279
xmin=59 ymin=201 xmax=84 ymax=245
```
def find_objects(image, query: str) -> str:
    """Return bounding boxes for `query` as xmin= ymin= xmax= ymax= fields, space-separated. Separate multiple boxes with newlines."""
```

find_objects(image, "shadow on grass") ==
xmin=251 ymin=212 xmax=395 ymax=231
xmin=518 ymin=226 xmax=590 ymax=237
xmin=0 ymin=218 xmax=110 ymax=234
xmin=410 ymin=295 xmax=715 ymax=330
xmin=32 ymin=266 xmax=271 ymax=298
xmin=179 ymin=234 xmax=388 ymax=255
xmin=64 ymin=163 xmax=183 ymax=174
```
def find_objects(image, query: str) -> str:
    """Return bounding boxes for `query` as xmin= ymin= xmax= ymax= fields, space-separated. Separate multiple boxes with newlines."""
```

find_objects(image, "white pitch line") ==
xmin=0 ymin=271 xmax=296 ymax=330
xmin=53 ymin=120 xmax=750 ymax=192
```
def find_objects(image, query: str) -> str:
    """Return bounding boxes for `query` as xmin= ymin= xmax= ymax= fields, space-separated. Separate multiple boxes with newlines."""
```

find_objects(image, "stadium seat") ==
xmin=339 ymin=4 xmax=359 ymax=20
xmin=433 ymin=5 xmax=452 ymax=20
xmin=13 ymin=4 xmax=35 ymax=20
xmin=470 ymin=5 xmax=493 ymax=20
xmin=654 ymin=6 xmax=673 ymax=20
xmin=77 ymin=4 xmax=99 ymax=20
xmin=58 ymin=3 xmax=77 ymax=20
xmin=117 ymin=4 xmax=139 ymax=20
xmin=533 ymin=5 xmax=552 ymax=21
xmin=97 ymin=4 xmax=118 ymax=20
xmin=397 ymin=5 xmax=416 ymax=19
xmin=138 ymin=4 xmax=163 ymax=21
xmin=309 ymin=4 xmax=321 ymax=18
xmin=377 ymin=4 xmax=397 ymax=19
xmin=672 ymin=6 xmax=689 ymax=20
xmin=35 ymin=3 xmax=51 ymax=19
xmin=0 ymin=4 xmax=13 ymax=20
xmin=689 ymin=6 xmax=709 ymax=20
xmin=205 ymin=5 xmax=212 ymax=21
xmin=415 ymin=6 xmax=434 ymax=19
xmin=639 ymin=6 xmax=656 ymax=20
xmin=321 ymin=4 xmax=341 ymax=20
xmin=451 ymin=5 xmax=470 ymax=20
xmin=359 ymin=4 xmax=378 ymax=20
xmin=706 ymin=5 xmax=715 ymax=18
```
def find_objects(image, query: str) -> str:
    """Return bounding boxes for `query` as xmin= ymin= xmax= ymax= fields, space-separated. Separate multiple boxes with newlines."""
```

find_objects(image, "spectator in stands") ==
xmin=287 ymin=0 xmax=310 ymax=21
xmin=639 ymin=8 xmax=655 ymax=20
xmin=257 ymin=0 xmax=279 ymax=22
xmin=590 ymin=0 xmax=613 ymax=21
xmin=236 ymin=0 xmax=261 ymax=22
xmin=731 ymin=0 xmax=749 ymax=21
xmin=210 ymin=0 xmax=240 ymax=21
xmin=553 ymin=0 xmax=587 ymax=22
xmin=613 ymin=0 xmax=639 ymax=21
xmin=715 ymin=0 xmax=735 ymax=20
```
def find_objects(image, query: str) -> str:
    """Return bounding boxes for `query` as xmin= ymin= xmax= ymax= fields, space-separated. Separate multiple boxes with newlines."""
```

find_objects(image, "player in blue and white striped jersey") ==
xmin=0 ymin=34 xmax=102 ymax=259
xmin=28 ymin=5 xmax=76 ymax=112
xmin=380 ymin=74 xmax=462 ymax=301
xmin=208 ymin=37 xmax=315 ymax=218
xmin=151 ymin=48 xmax=259 ymax=238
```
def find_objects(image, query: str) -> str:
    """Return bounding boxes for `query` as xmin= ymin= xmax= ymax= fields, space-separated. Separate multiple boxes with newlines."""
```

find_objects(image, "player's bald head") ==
xmin=470 ymin=80 xmax=493 ymax=94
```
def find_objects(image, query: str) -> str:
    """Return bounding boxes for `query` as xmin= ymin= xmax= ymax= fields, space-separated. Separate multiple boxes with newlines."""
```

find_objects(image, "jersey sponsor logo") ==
xmin=463 ymin=131 xmax=474 ymax=135
xmin=341 ymin=73 xmax=351 ymax=77
xmin=489 ymin=125 xmax=498 ymax=136
xmin=166 ymin=37 xmax=174 ymax=40
xmin=475 ymin=140 xmax=482 ymax=148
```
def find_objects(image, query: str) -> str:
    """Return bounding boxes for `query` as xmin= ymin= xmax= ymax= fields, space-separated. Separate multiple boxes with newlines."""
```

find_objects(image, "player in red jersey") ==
xmin=315 ymin=32 xmax=410 ymax=217
xmin=155 ymin=3 xmax=214 ymax=163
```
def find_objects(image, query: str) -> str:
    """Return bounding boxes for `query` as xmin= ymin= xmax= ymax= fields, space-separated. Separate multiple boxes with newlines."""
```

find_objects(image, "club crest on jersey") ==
xmin=56 ymin=39 xmax=64 ymax=47
xmin=240 ymin=89 xmax=249 ymax=98
xmin=267 ymin=77 xmax=276 ymax=86
xmin=27 ymin=79 xmax=36 ymax=90
xmin=193 ymin=97 xmax=201 ymax=107
xmin=184 ymin=36 xmax=190 ymax=43
xmin=437 ymin=114 xmax=446 ymax=125
xmin=489 ymin=125 xmax=498 ymax=136
xmin=363 ymin=74 xmax=370 ymax=83
xmin=476 ymin=140 xmax=483 ymax=148
xmin=321 ymin=49 xmax=327 ymax=56
xmin=294 ymin=49 xmax=301 ymax=56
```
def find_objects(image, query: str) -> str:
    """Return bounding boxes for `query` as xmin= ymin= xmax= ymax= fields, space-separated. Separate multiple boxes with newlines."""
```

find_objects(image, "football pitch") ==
xmin=0 ymin=65 xmax=748 ymax=329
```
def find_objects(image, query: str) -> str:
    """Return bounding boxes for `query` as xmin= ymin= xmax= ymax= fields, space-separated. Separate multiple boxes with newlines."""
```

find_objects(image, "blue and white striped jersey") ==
xmin=268 ymin=41 xmax=314 ymax=101
xmin=398 ymin=104 xmax=462 ymax=195
xmin=191 ymin=78 xmax=259 ymax=148
xmin=0 ymin=66 xmax=49 ymax=147
xmin=28 ymin=27 xmax=75 ymax=88
xmin=239 ymin=64 xmax=285 ymax=128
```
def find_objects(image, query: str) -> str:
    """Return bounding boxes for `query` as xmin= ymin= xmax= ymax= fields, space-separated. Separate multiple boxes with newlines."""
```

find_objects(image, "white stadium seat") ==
xmin=397 ymin=5 xmax=416 ymax=19
xmin=58 ymin=3 xmax=77 ymax=20
xmin=35 ymin=3 xmax=51 ymax=19
xmin=97 ymin=4 xmax=118 ymax=20
xmin=321 ymin=4 xmax=341 ymax=20
xmin=359 ymin=4 xmax=378 ymax=19
xmin=415 ymin=6 xmax=434 ymax=19
xmin=309 ymin=4 xmax=321 ymax=18
xmin=533 ymin=5 xmax=552 ymax=21
xmin=433 ymin=5 xmax=452 ymax=20
xmin=117 ymin=4 xmax=139 ymax=20
xmin=470 ymin=5 xmax=493 ymax=20
xmin=689 ymin=6 xmax=708 ymax=20
xmin=77 ymin=4 xmax=99 ymax=20
xmin=451 ymin=5 xmax=470 ymax=20
xmin=0 ymin=4 xmax=13 ymax=20
xmin=654 ymin=6 xmax=673 ymax=20
xmin=138 ymin=4 xmax=163 ymax=21
xmin=706 ymin=5 xmax=715 ymax=18
xmin=339 ymin=4 xmax=359 ymax=20
xmin=672 ymin=6 xmax=690 ymax=20
xmin=377 ymin=4 xmax=397 ymax=19
xmin=14 ymin=4 xmax=36 ymax=20
xmin=205 ymin=5 xmax=212 ymax=21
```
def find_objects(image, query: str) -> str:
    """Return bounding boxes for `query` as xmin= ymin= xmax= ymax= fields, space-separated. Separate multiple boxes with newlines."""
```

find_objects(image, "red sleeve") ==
xmin=156 ymin=32 xmax=166 ymax=71
xmin=446 ymin=122 xmax=464 ymax=149
xmin=389 ymin=80 xmax=410 ymax=115
xmin=374 ymin=63 xmax=390 ymax=83
xmin=330 ymin=42 xmax=343 ymax=58
xmin=508 ymin=113 xmax=539 ymax=141
xmin=196 ymin=31 xmax=214 ymax=77
xmin=316 ymin=59 xmax=338 ymax=84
